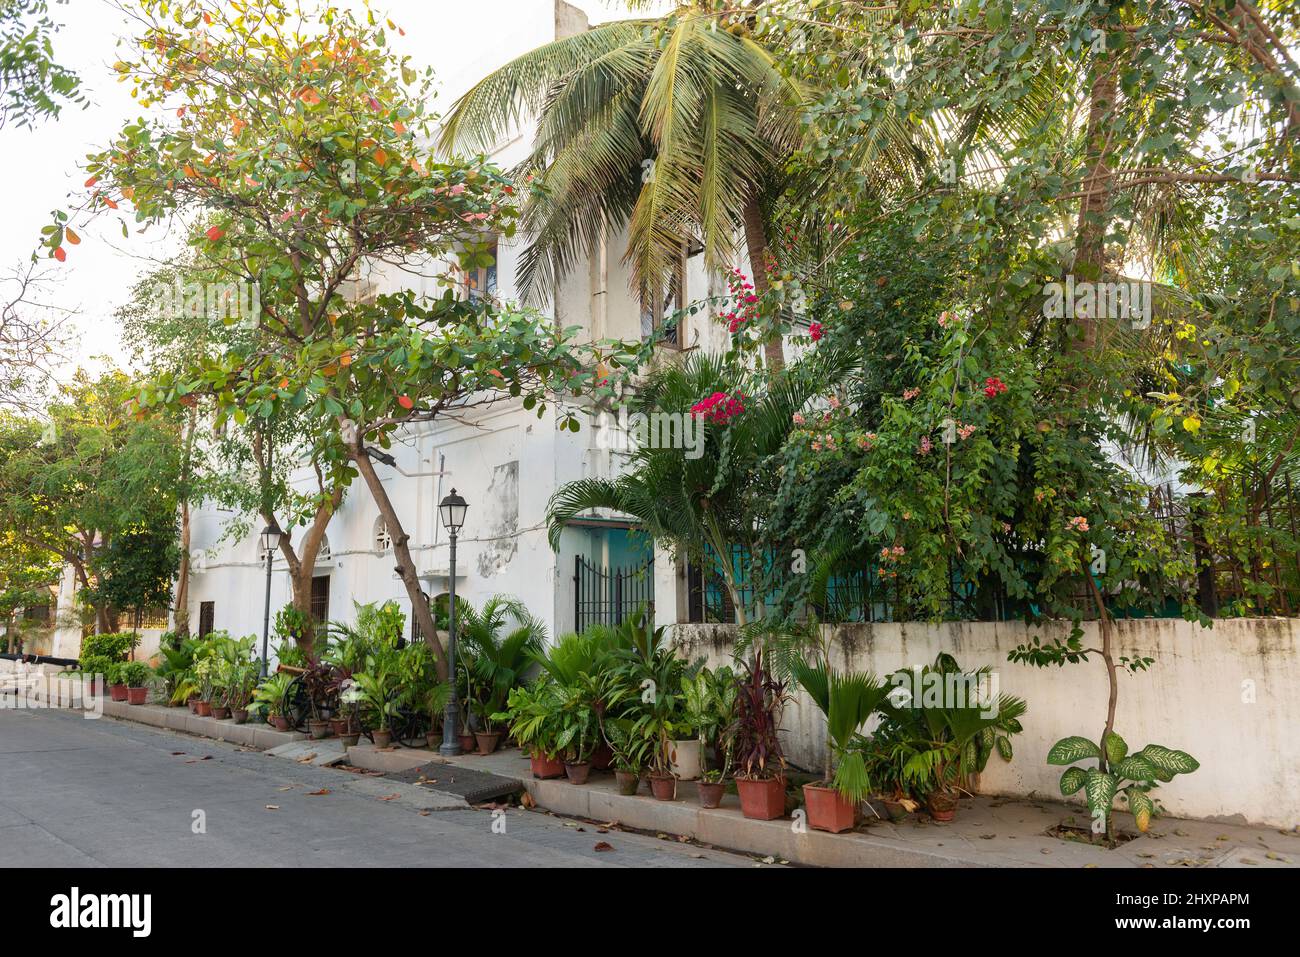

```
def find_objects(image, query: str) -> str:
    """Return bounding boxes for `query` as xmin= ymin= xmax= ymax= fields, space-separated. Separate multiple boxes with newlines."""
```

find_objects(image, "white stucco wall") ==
xmin=672 ymin=617 xmax=1300 ymax=828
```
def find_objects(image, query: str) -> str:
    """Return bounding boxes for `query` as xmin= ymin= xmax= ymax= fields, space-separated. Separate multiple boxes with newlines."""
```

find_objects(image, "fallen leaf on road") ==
xmin=278 ymin=786 xmax=294 ymax=791
xmin=593 ymin=841 xmax=613 ymax=852
xmin=170 ymin=751 xmax=186 ymax=756
xmin=419 ymin=810 xmax=431 ymax=817
xmin=378 ymin=793 xmax=401 ymax=801
xmin=306 ymin=788 xmax=331 ymax=796
xmin=520 ymin=792 xmax=536 ymax=809
xmin=265 ymin=805 xmax=280 ymax=811
xmin=761 ymin=856 xmax=775 ymax=865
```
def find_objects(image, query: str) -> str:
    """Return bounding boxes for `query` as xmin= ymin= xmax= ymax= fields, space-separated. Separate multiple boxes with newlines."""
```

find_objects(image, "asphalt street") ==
xmin=0 ymin=707 xmax=763 ymax=868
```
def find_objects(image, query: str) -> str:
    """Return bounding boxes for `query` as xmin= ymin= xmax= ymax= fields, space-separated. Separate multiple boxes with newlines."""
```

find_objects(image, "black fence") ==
xmin=575 ymin=555 xmax=654 ymax=632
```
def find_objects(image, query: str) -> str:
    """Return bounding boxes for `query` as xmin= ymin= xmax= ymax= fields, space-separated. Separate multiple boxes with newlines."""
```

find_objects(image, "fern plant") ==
xmin=1049 ymin=731 xmax=1198 ymax=837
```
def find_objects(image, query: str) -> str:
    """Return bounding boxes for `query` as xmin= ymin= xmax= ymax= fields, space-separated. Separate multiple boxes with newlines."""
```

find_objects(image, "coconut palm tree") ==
xmin=439 ymin=3 xmax=816 ymax=369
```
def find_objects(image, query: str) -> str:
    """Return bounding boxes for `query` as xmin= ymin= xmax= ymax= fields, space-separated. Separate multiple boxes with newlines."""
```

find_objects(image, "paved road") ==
xmin=0 ymin=708 xmax=762 ymax=868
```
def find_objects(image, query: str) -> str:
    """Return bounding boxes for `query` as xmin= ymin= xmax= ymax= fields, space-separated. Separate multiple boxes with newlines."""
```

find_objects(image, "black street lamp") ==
xmin=438 ymin=489 xmax=468 ymax=756
xmin=258 ymin=520 xmax=282 ymax=678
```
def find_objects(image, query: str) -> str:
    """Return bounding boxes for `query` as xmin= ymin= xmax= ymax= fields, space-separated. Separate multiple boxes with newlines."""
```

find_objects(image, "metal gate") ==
xmin=574 ymin=555 xmax=654 ymax=632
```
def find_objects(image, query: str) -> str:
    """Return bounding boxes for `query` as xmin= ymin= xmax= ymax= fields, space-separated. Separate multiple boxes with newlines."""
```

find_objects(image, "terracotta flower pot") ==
xmin=474 ymin=731 xmax=501 ymax=755
xmin=426 ymin=731 xmax=441 ymax=750
xmin=530 ymin=751 xmax=566 ymax=779
xmin=697 ymin=780 xmax=726 ymax=809
xmin=269 ymin=715 xmax=291 ymax=732
xmin=803 ymin=783 xmax=858 ymax=833
xmin=308 ymin=719 xmax=331 ymax=740
xmin=211 ymin=705 xmax=231 ymax=720
xmin=341 ymin=731 xmax=361 ymax=748
xmin=109 ymin=684 xmax=128 ymax=703
xmin=330 ymin=718 xmax=348 ymax=736
xmin=458 ymin=732 xmax=476 ymax=753
xmin=187 ymin=696 xmax=199 ymax=714
xmin=372 ymin=729 xmax=393 ymax=748
xmin=927 ymin=791 xmax=957 ymax=822
xmin=232 ymin=708 xmax=249 ymax=725
xmin=736 ymin=776 xmax=785 ymax=820
xmin=880 ymin=797 xmax=910 ymax=822
xmin=564 ymin=762 xmax=592 ymax=785
xmin=614 ymin=770 xmax=641 ymax=795
xmin=591 ymin=743 xmax=614 ymax=771
xmin=126 ymin=686 xmax=148 ymax=706
xmin=649 ymin=773 xmax=677 ymax=801
xmin=195 ymin=700 xmax=212 ymax=717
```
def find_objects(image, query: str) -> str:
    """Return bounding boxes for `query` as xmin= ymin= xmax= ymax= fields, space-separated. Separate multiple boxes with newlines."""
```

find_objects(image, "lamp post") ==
xmin=258 ymin=520 xmax=282 ymax=678
xmin=438 ymin=489 xmax=468 ymax=756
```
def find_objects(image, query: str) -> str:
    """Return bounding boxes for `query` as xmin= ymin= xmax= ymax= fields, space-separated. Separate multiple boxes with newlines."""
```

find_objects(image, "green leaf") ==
xmin=1047 ymin=736 xmax=1100 ymax=765
xmin=1102 ymin=731 xmax=1127 ymax=764
xmin=1136 ymin=745 xmax=1199 ymax=776
xmin=1084 ymin=770 xmax=1118 ymax=818
xmin=1113 ymin=755 xmax=1157 ymax=782
xmin=1059 ymin=766 xmax=1087 ymax=795
xmin=995 ymin=735 xmax=1013 ymax=761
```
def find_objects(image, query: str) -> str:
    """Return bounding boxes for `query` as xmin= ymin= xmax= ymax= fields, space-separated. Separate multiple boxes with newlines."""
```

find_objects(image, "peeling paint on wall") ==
xmin=477 ymin=461 xmax=519 ymax=577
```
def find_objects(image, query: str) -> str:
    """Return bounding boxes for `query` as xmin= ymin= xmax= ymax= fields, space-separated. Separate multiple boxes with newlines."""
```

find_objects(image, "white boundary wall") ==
xmin=672 ymin=617 xmax=1300 ymax=828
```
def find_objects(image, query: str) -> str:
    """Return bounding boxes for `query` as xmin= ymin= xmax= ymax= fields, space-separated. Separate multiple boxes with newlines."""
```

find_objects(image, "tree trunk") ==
xmin=1072 ymin=58 xmax=1119 ymax=353
xmin=173 ymin=497 xmax=191 ymax=637
xmin=347 ymin=437 xmax=448 ymax=680
xmin=741 ymin=196 xmax=784 ymax=371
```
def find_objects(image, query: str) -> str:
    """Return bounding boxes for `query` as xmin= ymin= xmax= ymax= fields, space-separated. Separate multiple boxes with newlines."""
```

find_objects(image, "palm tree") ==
xmin=438 ymin=3 xmax=812 ymax=369
xmin=456 ymin=595 xmax=547 ymax=732
xmin=545 ymin=350 xmax=839 ymax=623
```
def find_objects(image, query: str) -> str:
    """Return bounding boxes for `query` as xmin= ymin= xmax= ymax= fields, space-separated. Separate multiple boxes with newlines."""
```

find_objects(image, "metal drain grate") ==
xmin=390 ymin=762 xmax=523 ymax=805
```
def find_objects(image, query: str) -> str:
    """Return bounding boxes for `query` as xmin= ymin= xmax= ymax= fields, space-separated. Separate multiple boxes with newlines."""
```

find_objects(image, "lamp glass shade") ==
xmin=260 ymin=524 xmax=282 ymax=554
xmin=439 ymin=489 xmax=468 ymax=531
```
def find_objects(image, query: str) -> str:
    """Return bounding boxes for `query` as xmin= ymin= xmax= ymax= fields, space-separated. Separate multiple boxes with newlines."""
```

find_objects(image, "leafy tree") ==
xmin=0 ymin=0 xmax=82 ymax=129
xmin=0 ymin=371 xmax=180 ymax=634
xmin=65 ymin=0 xmax=616 ymax=676
xmin=0 ymin=528 xmax=61 ymax=652
xmin=81 ymin=519 xmax=181 ymax=635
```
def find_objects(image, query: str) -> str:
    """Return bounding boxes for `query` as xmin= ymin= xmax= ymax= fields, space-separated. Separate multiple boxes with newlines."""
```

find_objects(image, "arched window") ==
xmin=374 ymin=516 xmax=392 ymax=553
xmin=316 ymin=534 xmax=331 ymax=562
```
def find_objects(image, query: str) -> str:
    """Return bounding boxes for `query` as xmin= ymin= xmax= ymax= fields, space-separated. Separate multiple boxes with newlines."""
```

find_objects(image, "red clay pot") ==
xmin=126 ymin=687 xmax=147 ymax=706
xmin=212 ymin=705 xmax=231 ymax=720
xmin=591 ymin=743 xmax=614 ymax=771
xmin=530 ymin=751 xmax=566 ymax=779
xmin=186 ymin=696 xmax=199 ymax=714
xmin=458 ymin=732 xmax=477 ymax=753
xmin=697 ymin=780 xmax=726 ymax=809
xmin=269 ymin=715 xmax=291 ymax=732
xmin=232 ymin=709 xmax=249 ymax=725
xmin=614 ymin=770 xmax=640 ymax=795
xmin=927 ymin=791 xmax=957 ymax=822
xmin=329 ymin=717 xmax=348 ymax=736
xmin=736 ymin=775 xmax=786 ymax=820
xmin=803 ymin=783 xmax=858 ymax=833
xmin=194 ymin=700 xmax=212 ymax=717
xmin=649 ymin=774 xmax=677 ymax=801
xmin=564 ymin=762 xmax=592 ymax=785
xmin=109 ymin=684 xmax=128 ymax=703
xmin=475 ymin=731 xmax=501 ymax=755
xmin=372 ymin=729 xmax=393 ymax=748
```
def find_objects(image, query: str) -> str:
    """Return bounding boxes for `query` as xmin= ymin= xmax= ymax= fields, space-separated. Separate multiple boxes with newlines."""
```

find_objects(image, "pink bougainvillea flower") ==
xmin=809 ymin=322 xmax=824 ymax=342
xmin=918 ymin=435 xmax=932 ymax=455
xmin=983 ymin=376 xmax=1008 ymax=398
xmin=902 ymin=387 xmax=920 ymax=401
xmin=792 ymin=412 xmax=806 ymax=425
xmin=691 ymin=391 xmax=745 ymax=424
xmin=1068 ymin=516 xmax=1090 ymax=532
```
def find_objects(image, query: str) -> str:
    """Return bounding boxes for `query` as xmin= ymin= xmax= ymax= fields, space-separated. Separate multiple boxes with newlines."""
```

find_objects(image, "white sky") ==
xmin=0 ymin=0 xmax=651 ymax=384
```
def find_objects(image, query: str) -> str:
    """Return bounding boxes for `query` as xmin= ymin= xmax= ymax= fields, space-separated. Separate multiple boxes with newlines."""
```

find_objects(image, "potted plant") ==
xmin=630 ymin=708 xmax=679 ymax=801
xmin=338 ymin=678 xmax=364 ymax=747
xmin=107 ymin=661 xmax=129 ymax=703
xmin=301 ymin=660 xmax=338 ymax=739
xmin=122 ymin=661 xmax=153 ymax=705
xmin=682 ymin=665 xmax=737 ymax=808
xmin=354 ymin=644 xmax=406 ymax=748
xmin=792 ymin=660 xmax=892 ymax=832
xmin=226 ymin=660 xmax=257 ymax=724
xmin=555 ymin=690 xmax=599 ymax=784
xmin=78 ymin=654 xmax=113 ymax=697
xmin=729 ymin=654 xmax=789 ymax=820
xmin=603 ymin=718 xmax=650 ymax=796
xmin=253 ymin=672 xmax=295 ymax=732
xmin=496 ymin=683 xmax=566 ymax=779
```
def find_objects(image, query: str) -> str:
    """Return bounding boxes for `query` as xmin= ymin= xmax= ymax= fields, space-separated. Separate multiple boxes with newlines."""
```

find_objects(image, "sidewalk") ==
xmin=95 ymin=702 xmax=1300 ymax=869
xmin=422 ymin=747 xmax=1300 ymax=869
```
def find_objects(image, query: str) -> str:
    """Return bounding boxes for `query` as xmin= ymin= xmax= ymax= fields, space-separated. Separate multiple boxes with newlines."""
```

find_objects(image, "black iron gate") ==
xmin=575 ymin=555 xmax=654 ymax=632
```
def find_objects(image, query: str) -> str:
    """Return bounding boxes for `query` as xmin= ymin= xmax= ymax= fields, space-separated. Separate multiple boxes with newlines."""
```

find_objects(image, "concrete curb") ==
xmin=513 ymin=775 xmax=994 ymax=868
xmin=100 ymin=700 xmax=307 ymax=749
